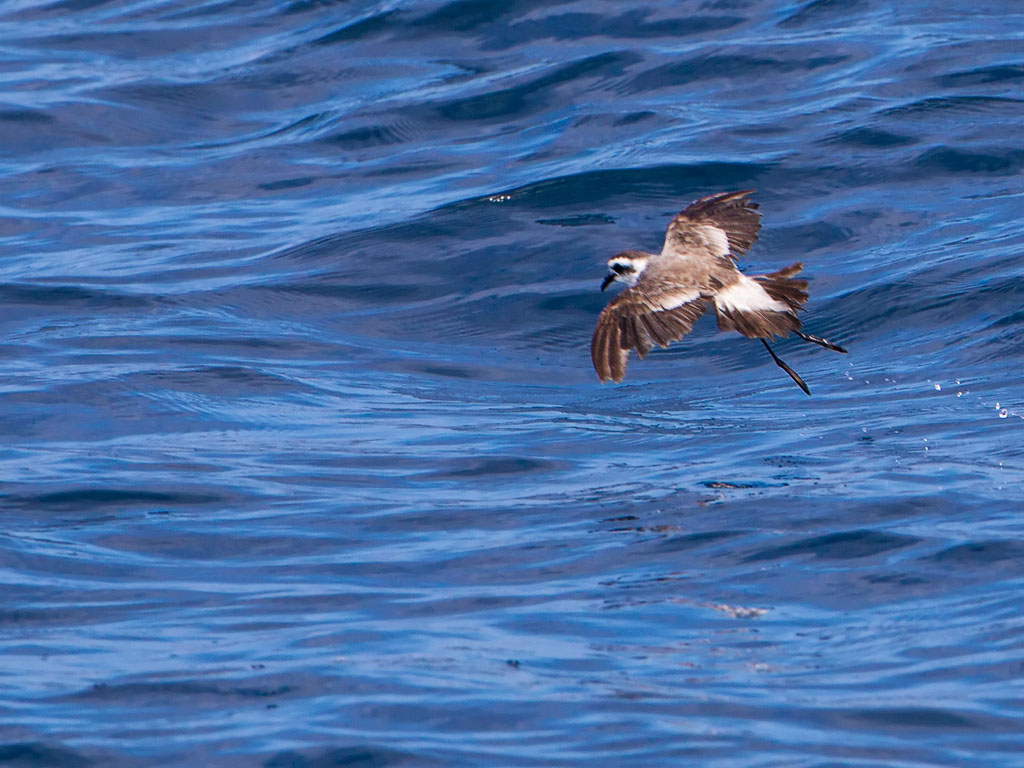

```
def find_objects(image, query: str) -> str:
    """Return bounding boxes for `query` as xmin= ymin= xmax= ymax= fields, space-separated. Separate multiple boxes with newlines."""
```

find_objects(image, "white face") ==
xmin=606 ymin=255 xmax=648 ymax=288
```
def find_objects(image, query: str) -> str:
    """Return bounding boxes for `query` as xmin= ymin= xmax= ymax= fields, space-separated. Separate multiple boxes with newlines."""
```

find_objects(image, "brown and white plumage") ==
xmin=591 ymin=190 xmax=846 ymax=394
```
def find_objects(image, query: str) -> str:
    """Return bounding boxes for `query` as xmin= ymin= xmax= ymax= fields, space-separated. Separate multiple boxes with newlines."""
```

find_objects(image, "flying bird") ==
xmin=591 ymin=190 xmax=846 ymax=394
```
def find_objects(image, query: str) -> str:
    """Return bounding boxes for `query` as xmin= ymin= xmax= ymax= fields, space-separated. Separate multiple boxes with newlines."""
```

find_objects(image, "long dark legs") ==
xmin=760 ymin=339 xmax=811 ymax=395
xmin=794 ymin=330 xmax=847 ymax=354
xmin=759 ymin=330 xmax=846 ymax=395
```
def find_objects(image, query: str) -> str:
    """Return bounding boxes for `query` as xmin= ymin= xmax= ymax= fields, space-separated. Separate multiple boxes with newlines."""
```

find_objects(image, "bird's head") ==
xmin=601 ymin=250 xmax=650 ymax=291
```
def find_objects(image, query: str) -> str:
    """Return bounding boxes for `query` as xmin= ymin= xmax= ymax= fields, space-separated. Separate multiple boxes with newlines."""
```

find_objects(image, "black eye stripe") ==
xmin=611 ymin=264 xmax=634 ymax=274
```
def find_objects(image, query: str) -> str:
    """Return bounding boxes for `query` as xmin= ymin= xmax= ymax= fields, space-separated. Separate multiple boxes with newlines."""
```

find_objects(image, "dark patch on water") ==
xmin=745 ymin=530 xmax=920 ymax=562
xmin=264 ymin=746 xmax=431 ymax=768
xmin=0 ymin=743 xmax=96 ymax=768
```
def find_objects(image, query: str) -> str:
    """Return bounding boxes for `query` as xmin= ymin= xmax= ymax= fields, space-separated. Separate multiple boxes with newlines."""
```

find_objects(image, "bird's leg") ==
xmin=761 ymin=339 xmax=811 ymax=396
xmin=794 ymin=330 xmax=847 ymax=354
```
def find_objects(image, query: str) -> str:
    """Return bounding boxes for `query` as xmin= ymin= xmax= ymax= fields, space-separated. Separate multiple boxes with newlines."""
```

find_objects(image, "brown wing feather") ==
xmin=591 ymin=311 xmax=629 ymax=383
xmin=663 ymin=189 xmax=762 ymax=261
xmin=591 ymin=289 xmax=707 ymax=383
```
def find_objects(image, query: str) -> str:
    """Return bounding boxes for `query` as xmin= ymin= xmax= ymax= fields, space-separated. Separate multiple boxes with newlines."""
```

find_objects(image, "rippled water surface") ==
xmin=2 ymin=1 xmax=1023 ymax=765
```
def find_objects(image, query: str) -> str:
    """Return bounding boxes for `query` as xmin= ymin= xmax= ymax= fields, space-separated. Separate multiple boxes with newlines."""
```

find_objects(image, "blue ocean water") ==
xmin=1 ymin=0 xmax=1023 ymax=765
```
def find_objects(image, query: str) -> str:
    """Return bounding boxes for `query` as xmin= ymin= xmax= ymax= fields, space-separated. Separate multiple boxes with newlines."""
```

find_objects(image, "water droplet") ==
xmin=933 ymin=383 xmax=941 ymax=391
xmin=999 ymin=408 xmax=1008 ymax=419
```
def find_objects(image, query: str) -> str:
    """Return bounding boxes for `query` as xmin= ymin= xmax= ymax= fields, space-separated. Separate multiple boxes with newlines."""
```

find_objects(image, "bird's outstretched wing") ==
xmin=662 ymin=190 xmax=762 ymax=262
xmin=591 ymin=284 xmax=707 ymax=383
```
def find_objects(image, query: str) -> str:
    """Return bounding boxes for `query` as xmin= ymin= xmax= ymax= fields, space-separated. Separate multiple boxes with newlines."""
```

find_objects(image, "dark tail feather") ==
xmin=794 ymin=330 xmax=847 ymax=354
xmin=756 ymin=264 xmax=847 ymax=354
xmin=754 ymin=262 xmax=809 ymax=314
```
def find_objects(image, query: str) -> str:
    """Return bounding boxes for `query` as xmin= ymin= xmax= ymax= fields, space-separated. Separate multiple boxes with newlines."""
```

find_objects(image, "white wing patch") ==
xmin=716 ymin=276 xmax=788 ymax=314
xmin=660 ymin=223 xmax=730 ymax=259
xmin=699 ymin=224 xmax=730 ymax=258
xmin=655 ymin=289 xmax=701 ymax=311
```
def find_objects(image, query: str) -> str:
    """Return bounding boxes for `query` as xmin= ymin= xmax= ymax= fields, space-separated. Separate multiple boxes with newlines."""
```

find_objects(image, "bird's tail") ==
xmin=757 ymin=263 xmax=848 ymax=353
xmin=753 ymin=262 xmax=808 ymax=313
xmin=716 ymin=263 xmax=807 ymax=339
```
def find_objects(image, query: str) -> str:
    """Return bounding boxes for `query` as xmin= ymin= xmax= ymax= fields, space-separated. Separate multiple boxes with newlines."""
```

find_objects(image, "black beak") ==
xmin=601 ymin=274 xmax=615 ymax=292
